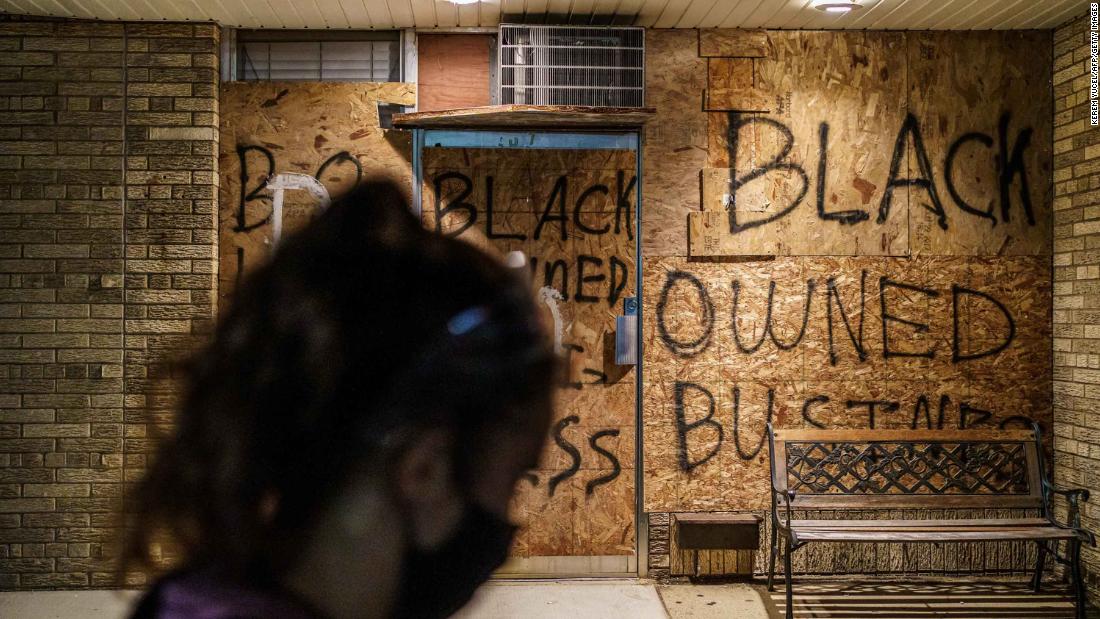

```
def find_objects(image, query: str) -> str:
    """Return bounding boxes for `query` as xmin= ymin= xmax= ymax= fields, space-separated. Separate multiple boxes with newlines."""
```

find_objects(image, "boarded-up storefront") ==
xmin=642 ymin=28 xmax=1053 ymax=576
xmin=216 ymin=27 xmax=1055 ymax=580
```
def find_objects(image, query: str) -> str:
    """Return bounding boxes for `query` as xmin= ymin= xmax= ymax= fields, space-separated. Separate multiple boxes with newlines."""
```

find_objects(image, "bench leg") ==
xmin=767 ymin=519 xmax=778 ymax=592
xmin=1031 ymin=541 xmax=1045 ymax=592
xmin=1071 ymin=537 xmax=1087 ymax=619
xmin=784 ymin=539 xmax=794 ymax=619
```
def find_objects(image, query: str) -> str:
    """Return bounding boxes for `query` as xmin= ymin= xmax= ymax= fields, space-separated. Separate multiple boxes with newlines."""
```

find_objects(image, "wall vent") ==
xmin=498 ymin=25 xmax=644 ymax=108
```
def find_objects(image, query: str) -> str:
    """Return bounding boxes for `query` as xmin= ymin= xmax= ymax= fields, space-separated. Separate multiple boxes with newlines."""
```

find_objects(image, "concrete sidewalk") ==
xmin=0 ymin=579 xmax=774 ymax=618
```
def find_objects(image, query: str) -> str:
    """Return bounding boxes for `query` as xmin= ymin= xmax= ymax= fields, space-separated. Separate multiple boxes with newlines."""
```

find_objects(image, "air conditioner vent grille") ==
xmin=498 ymin=25 xmax=645 ymax=108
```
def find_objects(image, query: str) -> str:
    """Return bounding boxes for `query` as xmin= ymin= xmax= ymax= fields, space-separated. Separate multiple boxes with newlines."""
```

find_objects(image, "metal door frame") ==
xmin=410 ymin=127 xmax=646 ymax=578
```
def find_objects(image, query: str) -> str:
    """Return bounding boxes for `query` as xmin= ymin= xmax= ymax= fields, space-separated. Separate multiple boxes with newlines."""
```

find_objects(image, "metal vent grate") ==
xmin=235 ymin=30 xmax=400 ymax=83
xmin=498 ymin=25 xmax=644 ymax=108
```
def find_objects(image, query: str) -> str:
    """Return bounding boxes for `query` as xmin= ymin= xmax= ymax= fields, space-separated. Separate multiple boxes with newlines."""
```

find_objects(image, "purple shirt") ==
xmin=131 ymin=571 xmax=322 ymax=619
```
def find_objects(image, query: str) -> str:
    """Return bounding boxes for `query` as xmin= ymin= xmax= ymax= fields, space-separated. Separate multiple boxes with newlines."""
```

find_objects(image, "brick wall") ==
xmin=0 ymin=17 xmax=218 ymax=589
xmin=1053 ymin=11 xmax=1100 ymax=601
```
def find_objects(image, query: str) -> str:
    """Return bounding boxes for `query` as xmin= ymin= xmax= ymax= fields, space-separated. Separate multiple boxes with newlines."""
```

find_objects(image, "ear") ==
xmin=394 ymin=427 xmax=464 ymax=548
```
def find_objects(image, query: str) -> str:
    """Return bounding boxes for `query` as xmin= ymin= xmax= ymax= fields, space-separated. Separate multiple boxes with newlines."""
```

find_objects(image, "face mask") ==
xmin=391 ymin=500 xmax=517 ymax=619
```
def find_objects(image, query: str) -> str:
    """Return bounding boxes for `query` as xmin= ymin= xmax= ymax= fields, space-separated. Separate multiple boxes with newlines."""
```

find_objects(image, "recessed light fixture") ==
xmin=812 ymin=0 xmax=863 ymax=12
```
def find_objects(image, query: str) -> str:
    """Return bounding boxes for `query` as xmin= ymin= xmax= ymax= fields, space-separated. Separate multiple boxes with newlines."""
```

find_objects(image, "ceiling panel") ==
xmin=2 ymin=0 xmax=1086 ymax=29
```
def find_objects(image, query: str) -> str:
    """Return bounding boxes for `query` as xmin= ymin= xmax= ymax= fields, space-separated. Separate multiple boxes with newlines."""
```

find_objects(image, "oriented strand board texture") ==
xmin=423 ymin=147 xmax=638 ymax=557
xmin=642 ymin=30 xmax=707 ymax=257
xmin=906 ymin=31 xmax=1053 ymax=256
xmin=687 ymin=30 xmax=1052 ymax=258
xmin=642 ymin=28 xmax=1054 ymax=545
xmin=217 ymin=81 xmax=415 ymax=304
xmin=643 ymin=255 xmax=1053 ymax=515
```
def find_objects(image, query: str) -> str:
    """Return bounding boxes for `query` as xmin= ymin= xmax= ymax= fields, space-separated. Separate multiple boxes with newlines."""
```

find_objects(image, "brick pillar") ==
xmin=121 ymin=22 xmax=219 ymax=584
xmin=0 ymin=17 xmax=218 ymax=590
xmin=0 ymin=18 xmax=127 ymax=589
xmin=1053 ymin=11 xmax=1100 ymax=602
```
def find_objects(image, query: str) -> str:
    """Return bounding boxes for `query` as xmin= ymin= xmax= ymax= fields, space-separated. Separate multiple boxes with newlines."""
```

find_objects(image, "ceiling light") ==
xmin=449 ymin=0 xmax=480 ymax=4
xmin=813 ymin=1 xmax=862 ymax=12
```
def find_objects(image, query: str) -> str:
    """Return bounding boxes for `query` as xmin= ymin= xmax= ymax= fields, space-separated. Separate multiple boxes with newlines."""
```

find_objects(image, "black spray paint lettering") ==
xmin=656 ymin=271 xmax=715 ymax=358
xmin=731 ymin=279 xmax=815 ymax=353
xmin=586 ymin=429 xmax=622 ymax=496
xmin=878 ymin=113 xmax=948 ymax=231
xmin=825 ymin=271 xmax=868 ymax=365
xmin=732 ymin=386 xmax=773 ymax=460
xmin=615 ymin=170 xmax=636 ymax=241
xmin=235 ymin=145 xmax=362 ymax=233
xmin=725 ymin=114 xmax=808 ymax=234
xmin=575 ymin=184 xmax=612 ymax=235
xmin=485 ymin=175 xmax=525 ymax=241
xmin=817 ymin=122 xmax=869 ymax=225
xmin=433 ymin=170 xmax=633 ymax=308
xmin=575 ymin=255 xmax=605 ymax=303
xmin=959 ymin=403 xmax=992 ymax=429
xmin=673 ymin=381 xmax=723 ymax=472
xmin=910 ymin=394 xmax=951 ymax=430
xmin=234 ymin=145 xmax=274 ymax=233
xmin=535 ymin=176 xmax=569 ymax=241
xmin=848 ymin=400 xmax=901 ymax=429
xmin=719 ymin=112 xmax=1037 ymax=235
xmin=313 ymin=151 xmax=363 ymax=192
xmin=532 ymin=417 xmax=621 ymax=497
xmin=433 ymin=171 xmax=477 ymax=236
xmin=657 ymin=270 xmax=1017 ymax=364
xmin=802 ymin=395 xmax=830 ymax=429
xmin=945 ymin=132 xmax=996 ymax=225
xmin=674 ymin=386 xmax=1038 ymax=469
xmin=998 ymin=112 xmax=1036 ymax=226
xmin=952 ymin=285 xmax=1016 ymax=362
xmin=528 ymin=255 xmax=629 ymax=307
xmin=528 ymin=172 xmax=636 ymax=241
xmin=880 ymin=277 xmax=940 ymax=359
xmin=548 ymin=415 xmax=582 ymax=497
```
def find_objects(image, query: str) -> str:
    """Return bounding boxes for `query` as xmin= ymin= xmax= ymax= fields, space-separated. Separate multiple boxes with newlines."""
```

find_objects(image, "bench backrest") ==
xmin=768 ymin=427 xmax=1044 ymax=510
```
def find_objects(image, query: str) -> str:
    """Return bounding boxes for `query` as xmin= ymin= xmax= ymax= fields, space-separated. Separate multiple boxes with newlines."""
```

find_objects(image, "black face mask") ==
xmin=391 ymin=500 xmax=517 ymax=619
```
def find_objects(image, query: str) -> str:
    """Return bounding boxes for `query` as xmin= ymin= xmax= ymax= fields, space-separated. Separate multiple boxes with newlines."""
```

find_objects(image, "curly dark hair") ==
xmin=121 ymin=179 xmax=556 ymax=583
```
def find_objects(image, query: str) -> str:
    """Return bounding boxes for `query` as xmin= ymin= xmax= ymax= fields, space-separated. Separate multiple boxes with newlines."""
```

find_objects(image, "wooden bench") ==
xmin=766 ymin=424 xmax=1095 ymax=619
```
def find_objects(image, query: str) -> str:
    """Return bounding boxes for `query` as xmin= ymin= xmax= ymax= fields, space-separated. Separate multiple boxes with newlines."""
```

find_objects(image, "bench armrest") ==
xmin=771 ymin=488 xmax=796 ymax=531
xmin=1042 ymin=480 xmax=1095 ymax=545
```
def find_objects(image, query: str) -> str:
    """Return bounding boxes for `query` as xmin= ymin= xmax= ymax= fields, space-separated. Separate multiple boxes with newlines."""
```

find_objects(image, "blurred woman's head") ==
xmin=124 ymin=179 xmax=557 ymax=619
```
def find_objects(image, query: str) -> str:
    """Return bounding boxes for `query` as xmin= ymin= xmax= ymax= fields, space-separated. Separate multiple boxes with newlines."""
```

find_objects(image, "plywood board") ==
xmin=642 ymin=29 xmax=709 ymax=257
xmin=692 ymin=31 xmax=911 ymax=257
xmin=705 ymin=89 xmax=773 ymax=113
xmin=218 ymin=81 xmax=416 ymax=304
xmin=699 ymin=30 xmax=771 ymax=58
xmin=642 ymin=256 xmax=1051 ymax=513
xmin=417 ymin=34 xmax=492 ymax=112
xmin=906 ymin=31 xmax=1052 ymax=256
xmin=423 ymin=146 xmax=637 ymax=556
